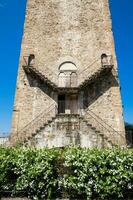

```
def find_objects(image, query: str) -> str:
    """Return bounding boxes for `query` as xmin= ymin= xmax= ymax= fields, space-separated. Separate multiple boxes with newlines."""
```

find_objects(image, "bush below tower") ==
xmin=0 ymin=147 xmax=133 ymax=199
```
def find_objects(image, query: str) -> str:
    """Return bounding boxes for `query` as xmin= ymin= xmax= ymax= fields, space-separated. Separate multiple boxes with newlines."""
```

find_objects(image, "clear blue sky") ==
xmin=0 ymin=0 xmax=133 ymax=135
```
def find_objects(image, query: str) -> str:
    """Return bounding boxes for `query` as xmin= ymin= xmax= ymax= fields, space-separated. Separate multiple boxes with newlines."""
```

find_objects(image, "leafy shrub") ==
xmin=0 ymin=147 xmax=18 ymax=192
xmin=0 ymin=147 xmax=133 ymax=199
xmin=0 ymin=147 xmax=60 ymax=199
xmin=63 ymin=148 xmax=133 ymax=199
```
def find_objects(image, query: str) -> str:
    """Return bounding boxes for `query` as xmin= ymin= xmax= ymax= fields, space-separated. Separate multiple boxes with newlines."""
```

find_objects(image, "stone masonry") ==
xmin=10 ymin=0 xmax=126 ymax=147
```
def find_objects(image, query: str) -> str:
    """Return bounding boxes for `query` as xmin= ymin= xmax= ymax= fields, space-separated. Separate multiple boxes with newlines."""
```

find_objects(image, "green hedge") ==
xmin=0 ymin=147 xmax=133 ymax=199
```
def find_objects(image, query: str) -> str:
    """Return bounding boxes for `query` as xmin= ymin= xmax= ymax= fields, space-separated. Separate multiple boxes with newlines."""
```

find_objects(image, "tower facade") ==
xmin=11 ymin=0 xmax=126 ymax=147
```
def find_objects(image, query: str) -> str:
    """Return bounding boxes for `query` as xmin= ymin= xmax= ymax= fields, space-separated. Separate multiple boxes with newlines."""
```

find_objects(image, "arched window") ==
xmin=58 ymin=62 xmax=77 ymax=87
xmin=101 ymin=53 xmax=107 ymax=66
xmin=71 ymin=72 xmax=77 ymax=87
xmin=58 ymin=72 xmax=66 ymax=87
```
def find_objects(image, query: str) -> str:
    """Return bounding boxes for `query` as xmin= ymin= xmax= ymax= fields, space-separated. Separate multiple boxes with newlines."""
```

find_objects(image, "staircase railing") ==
xmin=23 ymin=56 xmax=58 ymax=85
xmin=78 ymin=55 xmax=113 ymax=86
xmin=82 ymin=108 xmax=126 ymax=146
xmin=23 ymin=55 xmax=113 ymax=89
xmin=19 ymin=102 xmax=58 ymax=141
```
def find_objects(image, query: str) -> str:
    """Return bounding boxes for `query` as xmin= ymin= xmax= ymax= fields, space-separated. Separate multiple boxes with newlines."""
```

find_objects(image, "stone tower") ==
xmin=11 ymin=0 xmax=126 ymax=147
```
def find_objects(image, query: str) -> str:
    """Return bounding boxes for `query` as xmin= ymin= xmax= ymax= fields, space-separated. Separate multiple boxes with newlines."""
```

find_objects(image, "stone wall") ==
xmin=11 ymin=0 xmax=125 ymax=145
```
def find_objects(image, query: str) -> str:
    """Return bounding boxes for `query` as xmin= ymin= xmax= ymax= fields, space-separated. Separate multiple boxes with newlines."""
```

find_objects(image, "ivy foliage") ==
xmin=0 ymin=147 xmax=133 ymax=200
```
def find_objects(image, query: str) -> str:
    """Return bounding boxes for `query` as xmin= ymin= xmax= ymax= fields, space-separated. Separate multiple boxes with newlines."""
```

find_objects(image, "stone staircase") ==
xmin=80 ymin=117 xmax=106 ymax=148
xmin=23 ymin=65 xmax=58 ymax=90
xmin=27 ymin=114 xmax=81 ymax=147
xmin=78 ymin=65 xmax=113 ymax=90
xmin=19 ymin=102 xmax=58 ymax=142
xmin=23 ymin=55 xmax=113 ymax=91
xmin=16 ymin=105 xmax=125 ymax=148
xmin=23 ymin=113 xmax=116 ymax=148
xmin=24 ymin=114 xmax=103 ymax=148
xmin=82 ymin=117 xmax=112 ymax=147
xmin=82 ymin=108 xmax=126 ymax=147
xmin=78 ymin=55 xmax=113 ymax=89
xmin=23 ymin=55 xmax=58 ymax=89
xmin=19 ymin=54 xmax=123 ymax=147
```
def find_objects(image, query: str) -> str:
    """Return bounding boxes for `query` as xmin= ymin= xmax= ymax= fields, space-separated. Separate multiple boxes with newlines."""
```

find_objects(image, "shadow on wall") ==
xmin=83 ymin=72 xmax=119 ymax=109
xmin=26 ymin=73 xmax=57 ymax=101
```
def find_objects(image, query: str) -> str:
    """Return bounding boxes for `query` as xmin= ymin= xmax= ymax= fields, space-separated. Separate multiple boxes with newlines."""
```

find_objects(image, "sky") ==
xmin=0 ymin=0 xmax=133 ymax=135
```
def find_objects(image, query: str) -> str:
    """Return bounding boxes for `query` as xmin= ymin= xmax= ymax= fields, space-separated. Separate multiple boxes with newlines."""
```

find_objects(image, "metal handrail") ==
xmin=28 ymin=65 xmax=58 ymax=88
xmin=23 ymin=55 xmax=113 ymax=89
xmin=23 ymin=56 xmax=58 ymax=76
xmin=35 ymin=58 xmax=58 ymax=78
xmin=78 ymin=57 xmax=100 ymax=75
xmin=88 ymin=109 xmax=130 ymax=145
xmin=22 ymin=54 xmax=125 ymax=146
xmin=19 ymin=102 xmax=56 ymax=132
xmin=78 ymin=55 xmax=113 ymax=86
xmin=78 ymin=55 xmax=113 ymax=75
xmin=23 ymin=56 xmax=58 ymax=85
xmin=82 ymin=108 xmax=126 ymax=146
xmin=19 ymin=102 xmax=57 ymax=140
xmin=89 ymin=112 xmax=118 ymax=144
xmin=87 ymin=108 xmax=123 ymax=136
